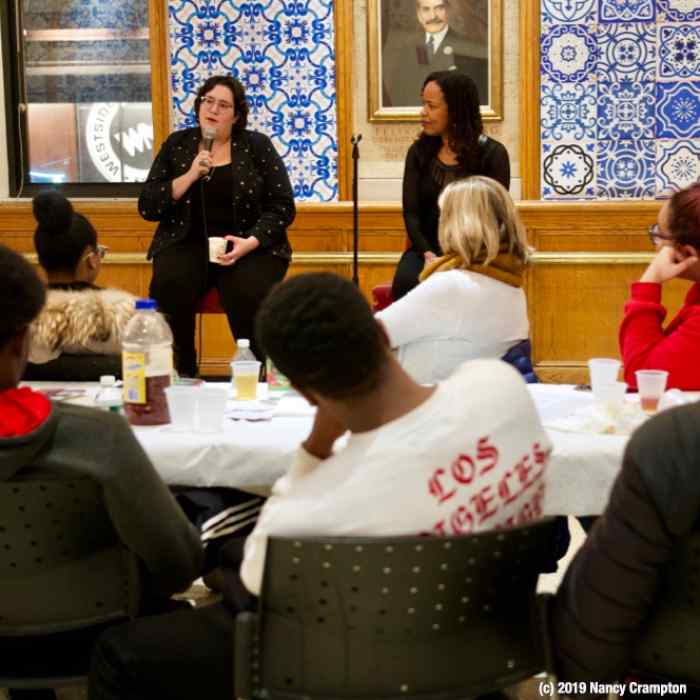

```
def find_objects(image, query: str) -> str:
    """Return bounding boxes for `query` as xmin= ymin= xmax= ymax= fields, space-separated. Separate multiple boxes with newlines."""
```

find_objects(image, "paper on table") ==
xmin=273 ymin=396 xmax=316 ymax=418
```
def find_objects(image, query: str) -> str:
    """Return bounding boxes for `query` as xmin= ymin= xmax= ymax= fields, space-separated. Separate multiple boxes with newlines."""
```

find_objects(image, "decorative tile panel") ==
xmin=657 ymin=139 xmax=700 ymax=192
xmin=167 ymin=0 xmax=338 ymax=202
xmin=658 ymin=25 xmax=700 ymax=79
xmin=597 ymin=139 xmax=656 ymax=197
xmin=542 ymin=0 xmax=597 ymax=24
xmin=599 ymin=0 xmax=656 ymax=22
xmin=541 ymin=25 xmax=599 ymax=82
xmin=597 ymin=80 xmax=655 ymax=138
xmin=597 ymin=22 xmax=656 ymax=82
xmin=541 ymin=0 xmax=700 ymax=199
xmin=542 ymin=81 xmax=598 ymax=140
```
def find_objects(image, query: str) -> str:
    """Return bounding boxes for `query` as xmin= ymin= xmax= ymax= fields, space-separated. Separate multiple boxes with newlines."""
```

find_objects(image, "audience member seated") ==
xmin=88 ymin=272 xmax=552 ymax=700
xmin=551 ymin=399 xmax=700 ymax=684
xmin=377 ymin=176 xmax=531 ymax=384
xmin=25 ymin=192 xmax=137 ymax=376
xmin=620 ymin=183 xmax=700 ymax=390
xmin=0 ymin=244 xmax=203 ymax=698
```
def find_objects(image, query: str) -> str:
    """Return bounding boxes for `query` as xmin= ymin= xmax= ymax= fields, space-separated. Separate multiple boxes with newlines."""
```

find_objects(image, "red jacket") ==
xmin=619 ymin=281 xmax=700 ymax=390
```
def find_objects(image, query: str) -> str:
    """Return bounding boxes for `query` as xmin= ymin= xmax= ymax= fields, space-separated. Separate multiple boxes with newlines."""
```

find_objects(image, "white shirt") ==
xmin=240 ymin=359 xmax=551 ymax=595
xmin=425 ymin=26 xmax=449 ymax=53
xmin=377 ymin=270 xmax=529 ymax=385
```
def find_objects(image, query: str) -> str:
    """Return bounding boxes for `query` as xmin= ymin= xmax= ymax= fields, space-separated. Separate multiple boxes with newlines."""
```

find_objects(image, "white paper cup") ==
xmin=588 ymin=358 xmax=621 ymax=399
xmin=196 ymin=385 xmax=229 ymax=432
xmin=208 ymin=237 xmax=227 ymax=263
xmin=595 ymin=381 xmax=627 ymax=419
xmin=164 ymin=385 xmax=198 ymax=430
xmin=635 ymin=370 xmax=669 ymax=414
xmin=231 ymin=361 xmax=261 ymax=401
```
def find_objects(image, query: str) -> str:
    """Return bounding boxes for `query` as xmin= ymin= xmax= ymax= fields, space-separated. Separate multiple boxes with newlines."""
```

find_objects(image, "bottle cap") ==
xmin=238 ymin=339 xmax=250 ymax=348
xmin=99 ymin=375 xmax=116 ymax=387
xmin=134 ymin=298 xmax=158 ymax=310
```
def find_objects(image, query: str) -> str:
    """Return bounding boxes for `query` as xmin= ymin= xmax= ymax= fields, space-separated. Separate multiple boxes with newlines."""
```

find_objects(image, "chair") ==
xmin=197 ymin=287 xmax=225 ymax=315
xmin=235 ymin=518 xmax=558 ymax=700
xmin=371 ymin=284 xmax=394 ymax=312
xmin=22 ymin=354 xmax=122 ymax=381
xmin=501 ymin=339 xmax=539 ymax=384
xmin=0 ymin=476 xmax=141 ymax=690
xmin=632 ymin=532 xmax=700 ymax=685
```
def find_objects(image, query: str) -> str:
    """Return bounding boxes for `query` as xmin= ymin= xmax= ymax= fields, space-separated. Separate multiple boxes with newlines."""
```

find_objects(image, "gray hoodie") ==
xmin=0 ymin=400 xmax=203 ymax=597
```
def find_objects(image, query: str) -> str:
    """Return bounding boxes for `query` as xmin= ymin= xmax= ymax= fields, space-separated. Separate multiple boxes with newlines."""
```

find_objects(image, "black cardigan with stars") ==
xmin=139 ymin=127 xmax=296 ymax=261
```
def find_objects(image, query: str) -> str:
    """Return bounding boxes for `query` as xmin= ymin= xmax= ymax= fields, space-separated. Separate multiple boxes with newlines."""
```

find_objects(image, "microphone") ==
xmin=201 ymin=125 xmax=217 ymax=152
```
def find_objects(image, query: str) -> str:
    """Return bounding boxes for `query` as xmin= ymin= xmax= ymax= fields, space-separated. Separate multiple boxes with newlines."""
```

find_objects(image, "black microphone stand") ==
xmin=350 ymin=134 xmax=362 ymax=286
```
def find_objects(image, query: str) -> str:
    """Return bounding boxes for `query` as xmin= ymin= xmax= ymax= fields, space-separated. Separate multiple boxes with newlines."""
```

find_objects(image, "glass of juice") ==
xmin=635 ymin=370 xmax=669 ymax=414
xmin=232 ymin=361 xmax=261 ymax=401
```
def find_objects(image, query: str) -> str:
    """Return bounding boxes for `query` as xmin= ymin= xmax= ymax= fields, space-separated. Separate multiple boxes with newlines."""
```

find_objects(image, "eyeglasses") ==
xmin=648 ymin=224 xmax=674 ymax=245
xmin=201 ymin=96 xmax=234 ymax=112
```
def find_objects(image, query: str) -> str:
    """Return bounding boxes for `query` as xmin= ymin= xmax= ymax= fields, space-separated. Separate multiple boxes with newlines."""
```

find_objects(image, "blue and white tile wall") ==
xmin=540 ymin=0 xmax=700 ymax=200
xmin=168 ymin=1 xmax=338 ymax=202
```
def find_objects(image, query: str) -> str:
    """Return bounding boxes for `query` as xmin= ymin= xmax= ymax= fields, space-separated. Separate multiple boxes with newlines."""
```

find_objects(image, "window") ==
xmin=2 ymin=0 xmax=164 ymax=196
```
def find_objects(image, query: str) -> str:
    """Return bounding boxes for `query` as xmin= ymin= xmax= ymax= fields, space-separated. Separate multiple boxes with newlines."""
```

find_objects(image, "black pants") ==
xmin=391 ymin=248 xmax=428 ymax=301
xmin=150 ymin=239 xmax=288 ymax=377
xmin=88 ymin=602 xmax=234 ymax=700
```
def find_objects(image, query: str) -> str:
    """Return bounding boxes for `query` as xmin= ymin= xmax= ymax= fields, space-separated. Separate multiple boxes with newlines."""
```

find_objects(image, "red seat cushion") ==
xmin=197 ymin=287 xmax=225 ymax=314
xmin=371 ymin=284 xmax=394 ymax=312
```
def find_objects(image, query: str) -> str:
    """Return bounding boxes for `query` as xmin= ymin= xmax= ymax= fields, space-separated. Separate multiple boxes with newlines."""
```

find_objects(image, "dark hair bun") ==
xmin=32 ymin=191 xmax=74 ymax=235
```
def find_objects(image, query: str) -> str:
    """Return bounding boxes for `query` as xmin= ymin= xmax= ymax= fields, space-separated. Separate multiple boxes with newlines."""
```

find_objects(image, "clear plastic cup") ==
xmin=196 ymin=385 xmax=229 ymax=432
xmin=231 ymin=360 xmax=261 ymax=401
xmin=588 ymin=358 xmax=621 ymax=399
xmin=164 ymin=385 xmax=198 ymax=431
xmin=595 ymin=381 xmax=627 ymax=420
xmin=635 ymin=370 xmax=669 ymax=414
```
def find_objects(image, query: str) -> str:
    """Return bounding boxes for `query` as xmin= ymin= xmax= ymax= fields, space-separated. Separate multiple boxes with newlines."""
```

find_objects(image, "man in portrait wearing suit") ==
xmin=383 ymin=0 xmax=488 ymax=108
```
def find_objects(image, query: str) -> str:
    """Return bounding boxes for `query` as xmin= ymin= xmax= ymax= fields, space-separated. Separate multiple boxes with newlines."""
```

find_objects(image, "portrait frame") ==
xmin=367 ymin=0 xmax=503 ymax=123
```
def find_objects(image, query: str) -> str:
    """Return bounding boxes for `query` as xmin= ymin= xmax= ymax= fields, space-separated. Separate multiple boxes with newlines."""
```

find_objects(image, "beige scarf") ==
xmin=419 ymin=250 xmax=525 ymax=288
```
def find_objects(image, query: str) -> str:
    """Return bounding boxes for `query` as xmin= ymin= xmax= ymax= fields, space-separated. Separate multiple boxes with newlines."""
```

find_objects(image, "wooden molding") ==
xmin=148 ymin=0 xmax=171 ymax=151
xmin=335 ymin=0 xmax=354 ymax=200
xmin=519 ymin=1 xmax=541 ymax=199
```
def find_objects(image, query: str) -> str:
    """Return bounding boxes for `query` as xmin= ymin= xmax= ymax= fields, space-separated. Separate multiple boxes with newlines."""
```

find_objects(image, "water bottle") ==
xmin=232 ymin=338 xmax=256 ymax=363
xmin=122 ymin=299 xmax=174 ymax=426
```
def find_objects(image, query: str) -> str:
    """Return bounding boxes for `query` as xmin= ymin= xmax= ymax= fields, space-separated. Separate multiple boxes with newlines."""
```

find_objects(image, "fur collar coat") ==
xmin=30 ymin=287 xmax=137 ymax=363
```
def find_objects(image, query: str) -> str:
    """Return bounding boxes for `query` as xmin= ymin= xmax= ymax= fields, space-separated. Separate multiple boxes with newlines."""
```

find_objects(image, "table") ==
xmin=25 ymin=381 xmax=695 ymax=516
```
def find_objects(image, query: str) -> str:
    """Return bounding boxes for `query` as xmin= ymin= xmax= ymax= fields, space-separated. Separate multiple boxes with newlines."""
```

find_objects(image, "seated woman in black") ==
xmin=139 ymin=74 xmax=296 ymax=377
xmin=392 ymin=70 xmax=510 ymax=301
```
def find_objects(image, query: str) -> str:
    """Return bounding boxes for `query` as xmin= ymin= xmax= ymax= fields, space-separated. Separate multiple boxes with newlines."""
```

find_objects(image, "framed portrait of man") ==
xmin=368 ymin=0 xmax=503 ymax=122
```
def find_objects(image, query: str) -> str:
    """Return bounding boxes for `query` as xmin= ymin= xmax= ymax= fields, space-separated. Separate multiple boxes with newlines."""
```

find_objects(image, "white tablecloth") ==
xmin=26 ymin=381 xmax=697 ymax=517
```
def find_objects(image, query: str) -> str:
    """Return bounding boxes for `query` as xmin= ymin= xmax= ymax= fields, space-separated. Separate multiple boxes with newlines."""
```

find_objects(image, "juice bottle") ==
xmin=122 ymin=299 xmax=173 ymax=426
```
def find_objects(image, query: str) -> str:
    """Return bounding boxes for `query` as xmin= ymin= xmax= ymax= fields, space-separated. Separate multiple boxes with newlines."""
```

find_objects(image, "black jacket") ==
xmin=552 ymin=401 xmax=700 ymax=681
xmin=139 ymin=127 xmax=296 ymax=261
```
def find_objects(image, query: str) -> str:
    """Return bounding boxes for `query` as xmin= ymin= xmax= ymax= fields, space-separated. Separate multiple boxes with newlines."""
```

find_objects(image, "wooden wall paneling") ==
xmin=148 ymin=0 xmax=171 ymax=151
xmin=519 ymin=0 xmax=541 ymax=199
xmin=334 ymin=0 xmax=354 ymax=201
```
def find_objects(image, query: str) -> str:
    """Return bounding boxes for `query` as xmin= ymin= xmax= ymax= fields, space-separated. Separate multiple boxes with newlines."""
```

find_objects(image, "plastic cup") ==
xmin=635 ymin=370 xmax=669 ymax=414
xmin=196 ymin=385 xmax=229 ymax=432
xmin=231 ymin=361 xmax=261 ymax=401
xmin=595 ymin=381 xmax=627 ymax=420
xmin=164 ymin=385 xmax=198 ymax=431
xmin=588 ymin=358 xmax=621 ymax=399
xmin=208 ymin=237 xmax=227 ymax=263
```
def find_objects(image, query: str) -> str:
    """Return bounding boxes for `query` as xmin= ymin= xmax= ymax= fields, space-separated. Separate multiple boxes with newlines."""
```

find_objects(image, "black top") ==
xmin=138 ymin=128 xmax=296 ymax=261
xmin=189 ymin=163 xmax=237 ymax=239
xmin=402 ymin=135 xmax=511 ymax=254
xmin=47 ymin=281 xmax=100 ymax=291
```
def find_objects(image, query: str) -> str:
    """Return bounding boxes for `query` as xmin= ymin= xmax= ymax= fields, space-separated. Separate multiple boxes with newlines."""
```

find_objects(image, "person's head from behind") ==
xmin=256 ymin=273 xmax=389 ymax=406
xmin=438 ymin=176 xmax=529 ymax=267
xmin=0 ymin=244 xmax=46 ymax=390
xmin=416 ymin=0 xmax=450 ymax=34
xmin=420 ymin=71 xmax=482 ymax=161
xmin=651 ymin=183 xmax=700 ymax=282
xmin=32 ymin=192 xmax=104 ymax=285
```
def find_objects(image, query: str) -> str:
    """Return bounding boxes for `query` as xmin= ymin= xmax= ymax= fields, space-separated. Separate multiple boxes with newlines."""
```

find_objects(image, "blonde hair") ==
xmin=437 ymin=176 xmax=530 ymax=266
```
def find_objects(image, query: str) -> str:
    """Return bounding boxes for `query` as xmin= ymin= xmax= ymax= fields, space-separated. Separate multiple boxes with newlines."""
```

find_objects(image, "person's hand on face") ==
xmin=424 ymin=251 xmax=437 ymax=264
xmin=216 ymin=235 xmax=260 ymax=266
xmin=641 ymin=244 xmax=700 ymax=284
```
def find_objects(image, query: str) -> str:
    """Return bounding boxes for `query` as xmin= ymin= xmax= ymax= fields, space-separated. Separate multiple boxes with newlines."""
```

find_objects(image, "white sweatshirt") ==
xmin=240 ymin=359 xmax=550 ymax=595
xmin=376 ymin=269 xmax=529 ymax=384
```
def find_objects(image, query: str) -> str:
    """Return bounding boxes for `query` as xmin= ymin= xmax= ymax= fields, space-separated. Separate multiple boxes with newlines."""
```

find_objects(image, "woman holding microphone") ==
xmin=139 ymin=75 xmax=295 ymax=376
